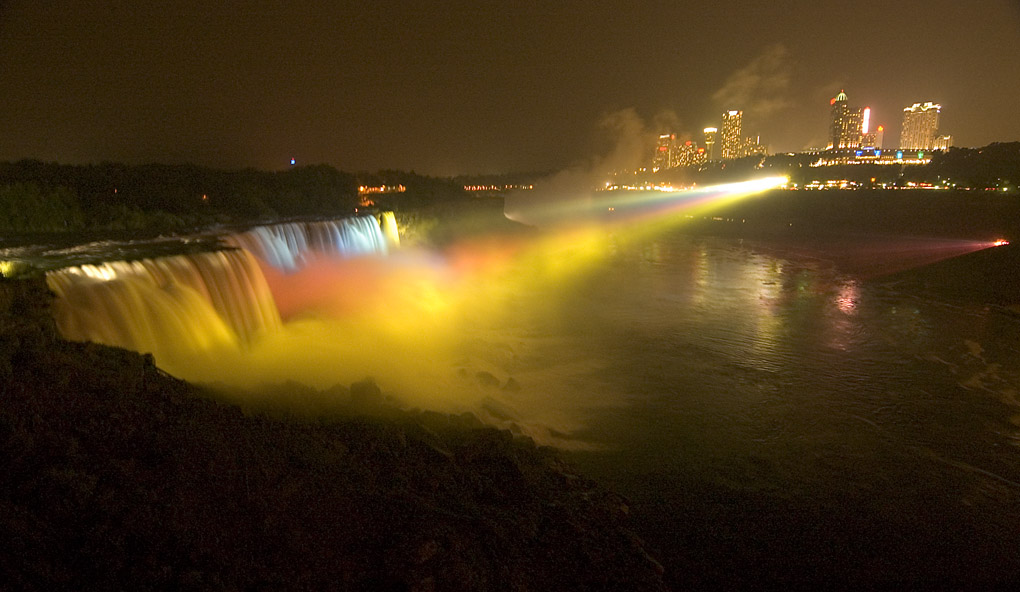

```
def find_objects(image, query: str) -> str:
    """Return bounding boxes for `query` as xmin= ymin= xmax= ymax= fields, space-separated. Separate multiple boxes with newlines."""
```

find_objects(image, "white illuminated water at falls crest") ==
xmin=226 ymin=214 xmax=397 ymax=271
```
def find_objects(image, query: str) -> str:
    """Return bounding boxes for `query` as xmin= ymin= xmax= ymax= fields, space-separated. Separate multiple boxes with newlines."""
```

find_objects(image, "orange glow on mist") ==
xmin=259 ymin=255 xmax=449 ymax=320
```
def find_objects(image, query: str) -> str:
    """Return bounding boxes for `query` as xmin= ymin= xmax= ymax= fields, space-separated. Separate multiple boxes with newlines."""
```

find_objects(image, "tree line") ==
xmin=0 ymin=161 xmax=468 ymax=235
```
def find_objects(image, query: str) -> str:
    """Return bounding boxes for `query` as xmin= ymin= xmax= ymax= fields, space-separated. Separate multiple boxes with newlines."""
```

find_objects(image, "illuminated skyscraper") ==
xmin=720 ymin=111 xmax=742 ymax=159
xmin=652 ymin=133 xmax=674 ymax=170
xmin=859 ymin=107 xmax=883 ymax=148
xmin=674 ymin=140 xmax=700 ymax=167
xmin=900 ymin=102 xmax=942 ymax=149
xmin=703 ymin=127 xmax=718 ymax=161
xmin=829 ymin=90 xmax=862 ymax=149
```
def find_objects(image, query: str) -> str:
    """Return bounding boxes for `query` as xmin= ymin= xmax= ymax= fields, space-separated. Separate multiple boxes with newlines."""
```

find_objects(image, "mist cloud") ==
xmin=712 ymin=44 xmax=793 ymax=117
xmin=504 ymin=108 xmax=658 ymax=224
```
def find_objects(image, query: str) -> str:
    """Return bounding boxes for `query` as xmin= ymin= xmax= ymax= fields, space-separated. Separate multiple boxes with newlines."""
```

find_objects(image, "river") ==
xmin=544 ymin=229 xmax=1020 ymax=585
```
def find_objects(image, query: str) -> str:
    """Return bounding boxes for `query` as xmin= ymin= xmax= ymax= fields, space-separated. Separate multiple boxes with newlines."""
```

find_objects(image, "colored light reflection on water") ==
xmin=546 ymin=230 xmax=1020 ymax=582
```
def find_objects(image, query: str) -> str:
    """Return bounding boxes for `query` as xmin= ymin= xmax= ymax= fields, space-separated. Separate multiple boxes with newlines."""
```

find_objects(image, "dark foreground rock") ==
xmin=0 ymin=278 xmax=667 ymax=591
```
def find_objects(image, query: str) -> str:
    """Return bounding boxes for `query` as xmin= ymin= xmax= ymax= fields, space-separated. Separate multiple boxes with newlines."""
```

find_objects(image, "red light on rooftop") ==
xmin=830 ymin=98 xmax=836 ymax=105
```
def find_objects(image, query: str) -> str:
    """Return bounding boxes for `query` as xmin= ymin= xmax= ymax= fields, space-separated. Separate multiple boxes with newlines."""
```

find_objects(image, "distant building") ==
xmin=933 ymin=134 xmax=952 ymax=150
xmin=859 ymin=107 xmax=872 ymax=146
xmin=703 ymin=127 xmax=718 ymax=161
xmin=720 ymin=110 xmax=743 ymax=159
xmin=861 ymin=127 xmax=885 ymax=149
xmin=671 ymin=140 xmax=702 ymax=167
xmin=810 ymin=147 xmax=935 ymax=166
xmin=828 ymin=90 xmax=862 ymax=149
xmin=653 ymin=134 xmax=674 ymax=170
xmin=742 ymin=136 xmax=767 ymax=157
xmin=900 ymin=102 xmax=942 ymax=149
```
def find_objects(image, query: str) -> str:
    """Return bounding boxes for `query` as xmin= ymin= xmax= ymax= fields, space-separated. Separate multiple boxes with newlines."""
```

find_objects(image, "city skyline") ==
xmin=1 ymin=0 xmax=1019 ymax=175
xmin=647 ymin=90 xmax=944 ymax=169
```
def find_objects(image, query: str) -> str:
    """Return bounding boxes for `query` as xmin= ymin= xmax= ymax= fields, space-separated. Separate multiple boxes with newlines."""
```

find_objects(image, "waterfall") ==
xmin=45 ymin=213 xmax=399 ymax=363
xmin=47 ymin=248 xmax=283 ymax=360
xmin=379 ymin=211 xmax=400 ymax=249
xmin=226 ymin=214 xmax=397 ymax=271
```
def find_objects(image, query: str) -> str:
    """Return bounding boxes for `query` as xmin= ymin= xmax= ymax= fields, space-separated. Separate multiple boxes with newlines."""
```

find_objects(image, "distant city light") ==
xmin=861 ymin=107 xmax=871 ymax=134
xmin=290 ymin=158 xmax=296 ymax=165
xmin=463 ymin=184 xmax=533 ymax=192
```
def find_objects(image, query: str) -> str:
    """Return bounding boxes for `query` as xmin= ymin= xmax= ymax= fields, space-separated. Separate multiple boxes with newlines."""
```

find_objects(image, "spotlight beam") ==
xmin=513 ymin=176 xmax=788 ymax=228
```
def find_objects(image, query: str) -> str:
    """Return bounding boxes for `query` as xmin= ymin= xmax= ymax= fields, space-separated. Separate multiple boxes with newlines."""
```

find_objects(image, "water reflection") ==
xmin=546 ymin=229 xmax=1020 ymax=581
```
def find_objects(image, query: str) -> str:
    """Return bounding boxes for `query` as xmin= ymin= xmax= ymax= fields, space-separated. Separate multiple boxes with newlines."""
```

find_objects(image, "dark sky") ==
xmin=2 ymin=0 xmax=1019 ymax=175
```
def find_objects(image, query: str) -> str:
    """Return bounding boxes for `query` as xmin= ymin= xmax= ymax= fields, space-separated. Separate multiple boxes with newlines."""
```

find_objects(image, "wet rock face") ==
xmin=0 ymin=278 xmax=668 ymax=591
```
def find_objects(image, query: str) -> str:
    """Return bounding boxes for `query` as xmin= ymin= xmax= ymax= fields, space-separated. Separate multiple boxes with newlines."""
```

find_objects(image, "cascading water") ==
xmin=47 ymin=249 xmax=281 ymax=361
xmin=226 ymin=213 xmax=397 ymax=271
xmin=45 ymin=213 xmax=397 ymax=363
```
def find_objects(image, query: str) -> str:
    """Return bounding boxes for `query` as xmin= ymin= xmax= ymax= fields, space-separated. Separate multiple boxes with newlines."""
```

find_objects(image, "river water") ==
xmin=535 ymin=230 xmax=1020 ymax=585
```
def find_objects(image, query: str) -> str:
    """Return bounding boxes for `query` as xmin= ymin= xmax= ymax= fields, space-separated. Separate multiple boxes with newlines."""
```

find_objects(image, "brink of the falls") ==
xmin=45 ymin=214 xmax=396 ymax=362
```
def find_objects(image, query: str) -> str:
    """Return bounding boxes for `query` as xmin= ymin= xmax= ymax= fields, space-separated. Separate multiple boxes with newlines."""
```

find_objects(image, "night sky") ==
xmin=2 ymin=0 xmax=1019 ymax=175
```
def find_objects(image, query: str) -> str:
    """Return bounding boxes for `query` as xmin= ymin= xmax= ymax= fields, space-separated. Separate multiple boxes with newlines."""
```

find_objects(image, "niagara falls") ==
xmin=4 ymin=3 xmax=1020 ymax=583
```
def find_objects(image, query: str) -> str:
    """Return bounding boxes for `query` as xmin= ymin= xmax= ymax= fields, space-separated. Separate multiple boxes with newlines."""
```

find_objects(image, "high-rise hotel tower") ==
xmin=900 ymin=102 xmax=942 ymax=150
xmin=829 ymin=90 xmax=863 ymax=149
xmin=720 ymin=111 xmax=742 ymax=159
